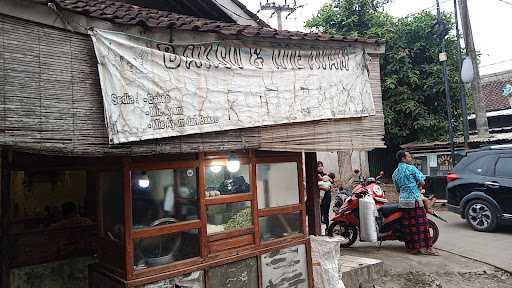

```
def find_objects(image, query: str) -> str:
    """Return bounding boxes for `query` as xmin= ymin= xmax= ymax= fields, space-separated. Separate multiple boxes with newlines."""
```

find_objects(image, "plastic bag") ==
xmin=359 ymin=195 xmax=378 ymax=242
xmin=310 ymin=236 xmax=345 ymax=288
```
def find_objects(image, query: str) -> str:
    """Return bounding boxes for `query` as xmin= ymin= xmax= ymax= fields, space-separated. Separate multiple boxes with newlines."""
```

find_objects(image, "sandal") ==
xmin=407 ymin=249 xmax=420 ymax=255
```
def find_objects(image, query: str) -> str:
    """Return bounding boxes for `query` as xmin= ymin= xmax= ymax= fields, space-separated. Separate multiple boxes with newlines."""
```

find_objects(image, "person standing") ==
xmin=392 ymin=150 xmax=439 ymax=256
xmin=317 ymin=161 xmax=332 ymax=225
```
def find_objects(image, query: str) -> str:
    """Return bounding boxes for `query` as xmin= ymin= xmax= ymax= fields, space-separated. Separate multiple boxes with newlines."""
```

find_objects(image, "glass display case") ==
xmin=92 ymin=151 xmax=312 ymax=287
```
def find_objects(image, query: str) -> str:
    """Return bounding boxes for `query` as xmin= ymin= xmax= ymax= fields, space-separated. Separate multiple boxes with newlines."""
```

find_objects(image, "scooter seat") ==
xmin=378 ymin=203 xmax=401 ymax=218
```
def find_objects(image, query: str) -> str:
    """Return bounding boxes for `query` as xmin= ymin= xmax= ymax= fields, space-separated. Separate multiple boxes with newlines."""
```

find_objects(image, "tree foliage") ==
xmin=306 ymin=0 xmax=466 ymax=149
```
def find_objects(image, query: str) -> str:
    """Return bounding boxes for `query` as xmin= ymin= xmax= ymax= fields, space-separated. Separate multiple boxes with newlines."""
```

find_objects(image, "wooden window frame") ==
xmin=255 ymin=157 xmax=307 ymax=242
xmin=124 ymin=159 xmax=201 ymax=279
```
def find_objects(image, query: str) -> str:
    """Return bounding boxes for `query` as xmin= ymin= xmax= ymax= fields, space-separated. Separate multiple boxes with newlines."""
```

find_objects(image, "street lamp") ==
xmin=461 ymin=56 xmax=474 ymax=83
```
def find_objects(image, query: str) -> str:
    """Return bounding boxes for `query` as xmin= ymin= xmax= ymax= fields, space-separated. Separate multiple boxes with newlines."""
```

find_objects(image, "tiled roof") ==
xmin=45 ymin=0 xmax=385 ymax=44
xmin=481 ymin=70 xmax=512 ymax=112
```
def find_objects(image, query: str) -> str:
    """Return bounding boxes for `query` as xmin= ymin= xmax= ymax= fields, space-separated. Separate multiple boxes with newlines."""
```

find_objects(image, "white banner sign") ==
xmin=90 ymin=29 xmax=375 ymax=144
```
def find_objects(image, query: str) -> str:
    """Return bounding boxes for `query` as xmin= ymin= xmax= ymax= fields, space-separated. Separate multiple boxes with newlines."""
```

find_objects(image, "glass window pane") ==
xmin=205 ymin=164 xmax=250 ymax=196
xmin=133 ymin=229 xmax=199 ymax=270
xmin=207 ymin=257 xmax=258 ymax=288
xmin=259 ymin=213 xmax=301 ymax=241
xmin=257 ymin=162 xmax=299 ymax=209
xmin=132 ymin=168 xmax=198 ymax=230
xmin=261 ymin=244 xmax=308 ymax=288
xmin=495 ymin=158 xmax=512 ymax=178
xmin=466 ymin=156 xmax=494 ymax=176
xmin=136 ymin=271 xmax=204 ymax=288
xmin=99 ymin=171 xmax=123 ymax=241
xmin=207 ymin=201 xmax=252 ymax=234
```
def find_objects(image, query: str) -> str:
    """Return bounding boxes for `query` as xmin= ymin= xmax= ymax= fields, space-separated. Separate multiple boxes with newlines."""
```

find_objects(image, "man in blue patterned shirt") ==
xmin=392 ymin=150 xmax=439 ymax=256
xmin=392 ymin=151 xmax=426 ymax=209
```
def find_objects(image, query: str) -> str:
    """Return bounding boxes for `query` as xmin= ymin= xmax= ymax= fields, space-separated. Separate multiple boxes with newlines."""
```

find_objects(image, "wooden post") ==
xmin=1 ymin=150 xmax=12 ymax=288
xmin=304 ymin=152 xmax=321 ymax=236
xmin=121 ymin=158 xmax=133 ymax=280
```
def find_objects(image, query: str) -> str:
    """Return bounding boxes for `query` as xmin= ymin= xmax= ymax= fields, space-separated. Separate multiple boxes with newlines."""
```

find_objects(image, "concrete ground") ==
xmin=337 ymin=210 xmax=512 ymax=288
xmin=432 ymin=211 xmax=512 ymax=273
xmin=347 ymin=242 xmax=512 ymax=288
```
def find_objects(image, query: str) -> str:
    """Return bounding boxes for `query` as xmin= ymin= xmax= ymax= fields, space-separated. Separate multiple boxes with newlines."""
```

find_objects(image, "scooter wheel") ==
xmin=428 ymin=219 xmax=440 ymax=245
xmin=327 ymin=221 xmax=358 ymax=248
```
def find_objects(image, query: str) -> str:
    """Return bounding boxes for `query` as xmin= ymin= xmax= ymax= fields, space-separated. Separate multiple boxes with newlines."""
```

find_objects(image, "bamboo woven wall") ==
xmin=0 ymin=14 xmax=385 ymax=157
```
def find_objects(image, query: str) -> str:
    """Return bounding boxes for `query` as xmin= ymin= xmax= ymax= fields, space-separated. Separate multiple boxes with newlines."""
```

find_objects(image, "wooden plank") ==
xmin=198 ymin=153 xmax=208 ymax=258
xmin=122 ymin=159 xmax=134 ymax=280
xmin=297 ymin=154 xmax=308 ymax=236
xmin=305 ymin=153 xmax=321 ymax=236
xmin=208 ymin=234 xmax=254 ymax=254
xmin=204 ymin=157 xmax=251 ymax=166
xmin=125 ymin=237 xmax=307 ymax=286
xmin=97 ymin=238 xmax=126 ymax=278
xmin=131 ymin=220 xmax=201 ymax=240
xmin=9 ymin=225 xmax=97 ymax=268
xmin=128 ymin=160 xmax=198 ymax=171
xmin=305 ymin=238 xmax=314 ymax=288
xmin=255 ymin=155 xmax=301 ymax=164
xmin=205 ymin=192 xmax=253 ymax=205
xmin=204 ymin=151 xmax=250 ymax=160
xmin=207 ymin=227 xmax=254 ymax=242
xmin=257 ymin=254 xmax=263 ymax=288
xmin=1 ymin=150 xmax=12 ymax=288
xmin=258 ymin=204 xmax=302 ymax=217
xmin=249 ymin=149 xmax=260 ymax=247
xmin=131 ymin=257 xmax=203 ymax=280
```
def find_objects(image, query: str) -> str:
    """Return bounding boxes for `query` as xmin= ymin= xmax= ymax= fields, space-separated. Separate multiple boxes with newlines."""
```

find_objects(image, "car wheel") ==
xmin=464 ymin=200 xmax=498 ymax=232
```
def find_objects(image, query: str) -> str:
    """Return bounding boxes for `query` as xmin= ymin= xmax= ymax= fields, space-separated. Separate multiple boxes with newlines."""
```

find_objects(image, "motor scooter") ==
xmin=329 ymin=177 xmax=444 ymax=248
xmin=333 ymin=171 xmax=386 ymax=213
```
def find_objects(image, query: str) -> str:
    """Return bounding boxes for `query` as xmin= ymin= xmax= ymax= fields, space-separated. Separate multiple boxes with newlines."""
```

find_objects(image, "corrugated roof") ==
xmin=42 ymin=0 xmax=385 ymax=44
xmin=402 ymin=132 xmax=512 ymax=150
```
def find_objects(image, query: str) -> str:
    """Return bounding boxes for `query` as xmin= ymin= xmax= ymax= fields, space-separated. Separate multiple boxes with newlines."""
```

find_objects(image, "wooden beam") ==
xmin=1 ymin=150 xmax=12 ymax=288
xmin=122 ymin=159 xmax=134 ymax=280
xmin=258 ymin=204 xmax=302 ymax=217
xmin=304 ymin=152 xmax=321 ymax=236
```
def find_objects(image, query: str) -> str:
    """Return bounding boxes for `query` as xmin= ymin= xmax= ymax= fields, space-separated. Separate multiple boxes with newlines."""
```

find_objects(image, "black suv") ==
xmin=447 ymin=146 xmax=512 ymax=232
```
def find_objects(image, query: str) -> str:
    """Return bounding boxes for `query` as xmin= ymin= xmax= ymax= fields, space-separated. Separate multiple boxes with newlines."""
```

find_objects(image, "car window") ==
xmin=465 ymin=156 xmax=494 ymax=176
xmin=495 ymin=158 xmax=512 ymax=178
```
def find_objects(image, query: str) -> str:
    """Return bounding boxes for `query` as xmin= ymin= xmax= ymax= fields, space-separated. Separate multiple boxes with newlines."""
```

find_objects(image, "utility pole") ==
xmin=453 ymin=0 xmax=470 ymax=150
xmin=436 ymin=0 xmax=456 ymax=167
xmin=259 ymin=0 xmax=303 ymax=30
xmin=458 ymin=0 xmax=490 ymax=137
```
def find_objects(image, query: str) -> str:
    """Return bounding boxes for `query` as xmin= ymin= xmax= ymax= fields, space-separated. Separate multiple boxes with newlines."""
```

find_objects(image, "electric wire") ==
xmin=496 ymin=0 xmax=512 ymax=7
xmin=480 ymin=58 xmax=512 ymax=68
xmin=403 ymin=0 xmax=451 ymax=18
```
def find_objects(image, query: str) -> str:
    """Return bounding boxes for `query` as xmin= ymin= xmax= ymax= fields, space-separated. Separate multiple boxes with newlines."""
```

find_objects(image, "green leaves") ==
xmin=307 ymin=1 xmax=464 ymax=149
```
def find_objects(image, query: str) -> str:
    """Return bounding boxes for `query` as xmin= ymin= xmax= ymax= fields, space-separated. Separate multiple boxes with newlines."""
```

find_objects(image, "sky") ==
xmin=238 ymin=0 xmax=512 ymax=75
